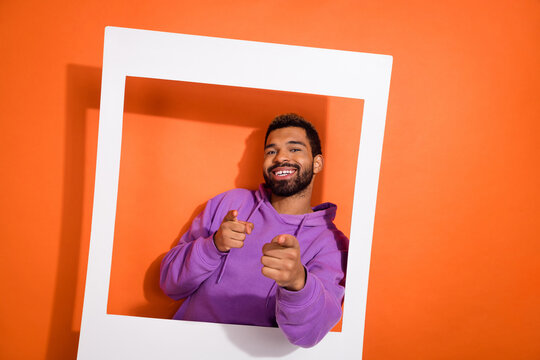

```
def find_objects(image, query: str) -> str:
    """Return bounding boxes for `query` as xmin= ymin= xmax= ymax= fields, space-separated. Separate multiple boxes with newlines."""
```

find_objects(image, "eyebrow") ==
xmin=264 ymin=140 xmax=308 ymax=149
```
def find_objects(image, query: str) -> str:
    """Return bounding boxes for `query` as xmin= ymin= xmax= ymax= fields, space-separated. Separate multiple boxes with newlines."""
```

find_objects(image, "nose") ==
xmin=274 ymin=148 xmax=290 ymax=163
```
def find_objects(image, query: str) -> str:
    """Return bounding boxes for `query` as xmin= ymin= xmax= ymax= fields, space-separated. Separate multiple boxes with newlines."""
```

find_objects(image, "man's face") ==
xmin=263 ymin=127 xmax=317 ymax=197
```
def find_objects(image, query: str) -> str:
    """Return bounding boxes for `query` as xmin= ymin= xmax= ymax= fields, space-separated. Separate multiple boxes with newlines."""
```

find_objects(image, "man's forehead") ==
xmin=265 ymin=126 xmax=309 ymax=145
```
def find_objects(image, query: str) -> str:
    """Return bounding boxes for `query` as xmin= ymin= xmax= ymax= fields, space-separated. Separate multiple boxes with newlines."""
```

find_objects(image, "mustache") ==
xmin=267 ymin=162 xmax=300 ymax=173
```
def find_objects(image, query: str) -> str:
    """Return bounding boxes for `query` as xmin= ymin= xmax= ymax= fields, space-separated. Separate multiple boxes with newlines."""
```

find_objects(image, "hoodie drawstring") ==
xmin=294 ymin=214 xmax=308 ymax=237
xmin=216 ymin=198 xmax=264 ymax=284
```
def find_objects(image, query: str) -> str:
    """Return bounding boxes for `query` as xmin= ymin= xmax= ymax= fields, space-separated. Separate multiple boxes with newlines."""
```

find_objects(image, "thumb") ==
xmin=223 ymin=210 xmax=238 ymax=222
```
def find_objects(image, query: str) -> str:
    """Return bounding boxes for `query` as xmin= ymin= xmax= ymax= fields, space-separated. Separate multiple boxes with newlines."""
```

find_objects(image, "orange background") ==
xmin=1 ymin=1 xmax=539 ymax=359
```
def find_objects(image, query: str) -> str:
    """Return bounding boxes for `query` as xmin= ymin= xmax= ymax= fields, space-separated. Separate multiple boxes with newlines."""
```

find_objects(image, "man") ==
xmin=160 ymin=113 xmax=348 ymax=348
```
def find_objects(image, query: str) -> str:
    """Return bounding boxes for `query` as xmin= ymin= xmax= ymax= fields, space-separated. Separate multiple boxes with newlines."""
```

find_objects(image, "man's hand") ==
xmin=213 ymin=210 xmax=254 ymax=252
xmin=261 ymin=234 xmax=306 ymax=291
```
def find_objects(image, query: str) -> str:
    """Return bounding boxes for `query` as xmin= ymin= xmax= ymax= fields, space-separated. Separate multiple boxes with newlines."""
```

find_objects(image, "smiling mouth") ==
xmin=274 ymin=169 xmax=296 ymax=176
xmin=271 ymin=168 xmax=297 ymax=179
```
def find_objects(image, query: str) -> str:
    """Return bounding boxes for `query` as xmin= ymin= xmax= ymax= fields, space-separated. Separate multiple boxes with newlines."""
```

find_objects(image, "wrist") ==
xmin=212 ymin=231 xmax=229 ymax=253
xmin=284 ymin=266 xmax=307 ymax=291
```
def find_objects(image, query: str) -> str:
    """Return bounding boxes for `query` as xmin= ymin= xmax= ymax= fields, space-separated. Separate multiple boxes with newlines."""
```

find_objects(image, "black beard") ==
xmin=263 ymin=162 xmax=314 ymax=197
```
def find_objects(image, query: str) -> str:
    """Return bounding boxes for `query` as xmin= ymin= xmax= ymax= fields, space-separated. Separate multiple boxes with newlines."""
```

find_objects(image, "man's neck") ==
xmin=270 ymin=186 xmax=314 ymax=215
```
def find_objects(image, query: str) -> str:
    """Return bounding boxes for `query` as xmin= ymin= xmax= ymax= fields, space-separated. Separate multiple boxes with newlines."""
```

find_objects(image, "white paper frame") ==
xmin=77 ymin=26 xmax=392 ymax=360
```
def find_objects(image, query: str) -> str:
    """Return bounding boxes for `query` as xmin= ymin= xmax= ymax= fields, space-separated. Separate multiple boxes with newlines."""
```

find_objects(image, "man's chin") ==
xmin=263 ymin=170 xmax=313 ymax=197
xmin=266 ymin=181 xmax=303 ymax=197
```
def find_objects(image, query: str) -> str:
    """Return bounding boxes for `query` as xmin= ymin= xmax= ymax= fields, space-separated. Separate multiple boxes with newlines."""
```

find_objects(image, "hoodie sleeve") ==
xmin=159 ymin=194 xmax=227 ymax=300
xmin=275 ymin=230 xmax=348 ymax=348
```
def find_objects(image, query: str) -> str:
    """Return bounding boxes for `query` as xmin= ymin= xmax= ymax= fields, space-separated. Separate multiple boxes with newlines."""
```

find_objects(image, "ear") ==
xmin=313 ymin=154 xmax=324 ymax=174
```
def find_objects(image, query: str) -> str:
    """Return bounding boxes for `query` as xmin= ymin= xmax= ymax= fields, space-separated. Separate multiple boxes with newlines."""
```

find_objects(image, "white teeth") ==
xmin=276 ymin=170 xmax=294 ymax=176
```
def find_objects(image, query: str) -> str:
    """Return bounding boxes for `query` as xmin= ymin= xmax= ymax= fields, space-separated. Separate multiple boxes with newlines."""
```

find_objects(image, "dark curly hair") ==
xmin=264 ymin=113 xmax=322 ymax=157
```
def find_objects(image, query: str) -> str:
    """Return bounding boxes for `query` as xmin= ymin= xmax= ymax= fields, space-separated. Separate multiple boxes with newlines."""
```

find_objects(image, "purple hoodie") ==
xmin=160 ymin=184 xmax=348 ymax=348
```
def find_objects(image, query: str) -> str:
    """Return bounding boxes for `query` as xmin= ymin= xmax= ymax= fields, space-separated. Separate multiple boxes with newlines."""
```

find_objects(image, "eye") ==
xmin=265 ymin=150 xmax=276 ymax=155
xmin=290 ymin=148 xmax=301 ymax=153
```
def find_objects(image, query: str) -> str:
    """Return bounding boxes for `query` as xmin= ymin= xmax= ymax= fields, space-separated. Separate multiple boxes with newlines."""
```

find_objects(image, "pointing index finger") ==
xmin=223 ymin=210 xmax=238 ymax=222
xmin=238 ymin=221 xmax=254 ymax=234
xmin=272 ymin=234 xmax=298 ymax=248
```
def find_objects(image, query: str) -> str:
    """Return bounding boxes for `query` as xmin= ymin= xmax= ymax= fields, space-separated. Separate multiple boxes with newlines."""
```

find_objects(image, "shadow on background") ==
xmin=46 ymin=64 xmax=102 ymax=360
xmin=132 ymin=202 xmax=206 ymax=319
xmin=48 ymin=69 xmax=329 ymax=359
